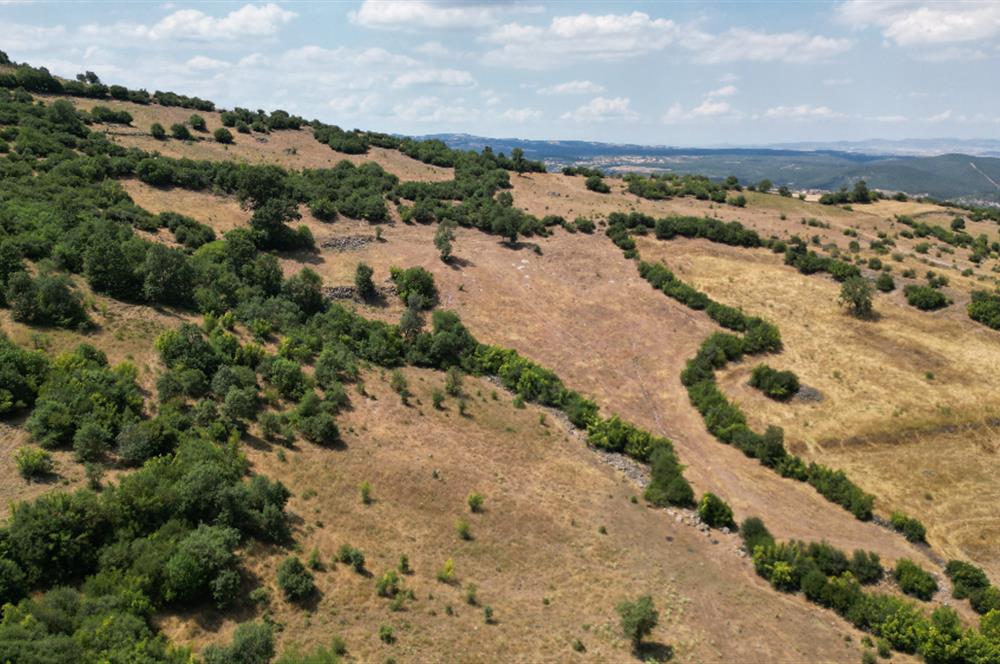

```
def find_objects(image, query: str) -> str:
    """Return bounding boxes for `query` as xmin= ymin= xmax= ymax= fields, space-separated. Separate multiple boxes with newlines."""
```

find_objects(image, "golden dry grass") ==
xmin=159 ymin=367 xmax=883 ymax=663
xmin=52 ymin=95 xmax=453 ymax=182
xmin=637 ymin=236 xmax=1000 ymax=578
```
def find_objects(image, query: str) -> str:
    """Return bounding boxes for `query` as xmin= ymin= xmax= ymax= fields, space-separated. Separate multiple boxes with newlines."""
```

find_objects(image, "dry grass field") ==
xmin=638 ymin=236 xmax=1000 ymax=579
xmin=157 ymin=367 xmax=889 ymax=663
xmin=7 ymin=99 xmax=997 ymax=660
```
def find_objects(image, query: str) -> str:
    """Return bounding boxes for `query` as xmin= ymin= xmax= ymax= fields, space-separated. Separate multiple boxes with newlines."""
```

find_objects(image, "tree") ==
xmin=851 ymin=179 xmax=873 ymax=204
xmin=214 ymin=127 xmax=234 ymax=144
xmin=355 ymin=262 xmax=376 ymax=300
xmin=585 ymin=174 xmax=611 ymax=194
xmin=875 ymin=272 xmax=895 ymax=293
xmin=491 ymin=206 xmax=524 ymax=245
xmin=204 ymin=622 xmax=275 ymax=664
xmin=277 ymin=556 xmax=315 ymax=603
xmin=141 ymin=245 xmax=193 ymax=306
xmin=697 ymin=492 xmax=735 ymax=528
xmin=616 ymin=595 xmax=658 ymax=650
xmin=170 ymin=123 xmax=192 ymax=140
xmin=758 ymin=179 xmax=773 ymax=193
xmin=839 ymin=276 xmax=874 ymax=318
xmin=434 ymin=221 xmax=456 ymax=262
xmin=188 ymin=114 xmax=207 ymax=131
xmin=282 ymin=268 xmax=324 ymax=315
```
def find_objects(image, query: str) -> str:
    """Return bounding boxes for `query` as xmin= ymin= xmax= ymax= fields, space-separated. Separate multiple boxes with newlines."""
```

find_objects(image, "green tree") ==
xmin=354 ymin=262 xmax=376 ymax=300
xmin=616 ymin=595 xmax=658 ymax=650
xmin=839 ymin=276 xmax=874 ymax=318
xmin=277 ymin=556 xmax=315 ymax=603
xmin=170 ymin=123 xmax=192 ymax=140
xmin=434 ymin=221 xmax=456 ymax=262
xmin=214 ymin=127 xmax=234 ymax=144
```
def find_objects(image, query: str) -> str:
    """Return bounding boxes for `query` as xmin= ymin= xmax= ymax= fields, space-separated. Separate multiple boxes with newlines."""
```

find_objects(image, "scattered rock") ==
xmin=320 ymin=235 xmax=375 ymax=252
xmin=796 ymin=385 xmax=824 ymax=402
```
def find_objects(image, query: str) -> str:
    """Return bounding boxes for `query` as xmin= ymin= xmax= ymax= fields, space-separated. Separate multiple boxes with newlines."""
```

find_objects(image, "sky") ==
xmin=2 ymin=1 xmax=1000 ymax=146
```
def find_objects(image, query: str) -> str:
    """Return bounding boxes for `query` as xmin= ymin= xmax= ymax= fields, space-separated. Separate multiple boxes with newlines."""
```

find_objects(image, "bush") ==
xmin=170 ymin=123 xmax=192 ymax=140
xmin=904 ymin=284 xmax=949 ymax=311
xmin=889 ymin=512 xmax=927 ymax=543
xmin=277 ymin=556 xmax=315 ymax=602
xmin=698 ymin=492 xmax=735 ymax=529
xmin=968 ymin=290 xmax=1000 ymax=330
xmin=585 ymin=175 xmax=610 ymax=194
xmin=875 ymin=272 xmax=895 ymax=292
xmin=839 ymin=276 xmax=874 ymax=318
xmin=14 ymin=446 xmax=53 ymax=480
xmin=150 ymin=122 xmax=166 ymax=140
xmin=188 ymin=114 xmax=206 ymax=131
xmin=749 ymin=364 xmax=800 ymax=400
xmin=389 ymin=266 xmax=438 ymax=309
xmin=376 ymin=570 xmax=400 ymax=598
xmin=944 ymin=560 xmax=989 ymax=600
xmin=162 ymin=525 xmax=240 ymax=607
xmin=204 ymin=622 xmax=275 ymax=664
xmin=849 ymin=549 xmax=884 ymax=584
xmin=337 ymin=545 xmax=365 ymax=572
xmin=214 ymin=127 xmax=234 ymax=144
xmin=467 ymin=492 xmax=484 ymax=513
xmin=740 ymin=517 xmax=774 ymax=551
xmin=616 ymin=595 xmax=658 ymax=649
xmin=354 ymin=263 xmax=376 ymax=300
xmin=893 ymin=558 xmax=938 ymax=601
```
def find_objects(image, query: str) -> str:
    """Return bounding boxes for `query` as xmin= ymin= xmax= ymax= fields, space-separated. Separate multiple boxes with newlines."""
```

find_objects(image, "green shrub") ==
xmin=467 ymin=492 xmax=484 ymax=513
xmin=740 ymin=517 xmax=774 ymax=551
xmin=875 ymin=272 xmax=895 ymax=292
xmin=213 ymin=127 xmax=234 ymax=144
xmin=893 ymin=558 xmax=937 ymax=601
xmin=616 ymin=595 xmax=658 ymax=649
xmin=904 ymin=284 xmax=949 ymax=311
xmin=376 ymin=570 xmax=401 ymax=598
xmin=585 ymin=175 xmax=610 ymax=194
xmin=889 ymin=512 xmax=927 ymax=543
xmin=849 ymin=549 xmax=883 ymax=584
xmin=944 ymin=560 xmax=989 ymax=600
xmin=968 ymin=290 xmax=1000 ymax=330
xmin=749 ymin=364 xmax=800 ymax=400
xmin=14 ymin=446 xmax=53 ymax=480
xmin=277 ymin=556 xmax=315 ymax=602
xmin=389 ymin=266 xmax=438 ymax=309
xmin=697 ymin=492 xmax=735 ymax=529
xmin=337 ymin=545 xmax=365 ymax=572
xmin=150 ymin=122 xmax=166 ymax=139
xmin=170 ymin=123 xmax=192 ymax=140
xmin=204 ymin=622 xmax=275 ymax=664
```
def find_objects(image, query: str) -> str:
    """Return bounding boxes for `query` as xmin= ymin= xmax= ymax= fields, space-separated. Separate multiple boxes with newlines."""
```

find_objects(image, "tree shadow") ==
xmin=635 ymin=642 xmax=674 ymax=662
xmin=498 ymin=239 xmax=543 ymax=255
xmin=446 ymin=256 xmax=475 ymax=270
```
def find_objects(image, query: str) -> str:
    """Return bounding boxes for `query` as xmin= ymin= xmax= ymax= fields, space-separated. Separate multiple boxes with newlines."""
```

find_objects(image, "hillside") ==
xmin=428 ymin=133 xmax=1000 ymax=204
xmin=1 ymin=58 xmax=999 ymax=664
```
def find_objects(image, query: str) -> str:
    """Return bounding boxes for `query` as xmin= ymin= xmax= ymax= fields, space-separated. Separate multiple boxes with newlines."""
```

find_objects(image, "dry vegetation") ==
xmin=9 ymin=100 xmax=998 ymax=660
xmin=158 ymin=367 xmax=883 ymax=662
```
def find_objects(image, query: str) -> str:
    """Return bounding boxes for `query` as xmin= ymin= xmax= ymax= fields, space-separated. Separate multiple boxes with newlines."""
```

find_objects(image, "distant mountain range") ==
xmin=420 ymin=134 xmax=1000 ymax=205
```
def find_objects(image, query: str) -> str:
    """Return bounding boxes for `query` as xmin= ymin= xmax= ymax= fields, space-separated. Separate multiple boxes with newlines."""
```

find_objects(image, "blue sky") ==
xmin=2 ymin=1 xmax=999 ymax=145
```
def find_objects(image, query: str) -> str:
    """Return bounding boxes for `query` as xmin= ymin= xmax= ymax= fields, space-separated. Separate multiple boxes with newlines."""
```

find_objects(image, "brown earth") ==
xmin=158 ymin=367 xmax=892 ymax=663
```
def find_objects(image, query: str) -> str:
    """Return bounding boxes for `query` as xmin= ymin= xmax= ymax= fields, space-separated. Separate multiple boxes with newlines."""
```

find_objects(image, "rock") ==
xmin=320 ymin=234 xmax=375 ymax=252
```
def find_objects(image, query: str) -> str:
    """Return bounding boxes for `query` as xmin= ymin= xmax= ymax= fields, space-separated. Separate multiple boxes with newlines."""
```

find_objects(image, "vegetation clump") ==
xmin=749 ymin=364 xmax=800 ymax=400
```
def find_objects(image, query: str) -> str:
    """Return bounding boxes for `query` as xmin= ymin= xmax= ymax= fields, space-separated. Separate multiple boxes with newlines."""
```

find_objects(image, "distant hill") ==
xmin=422 ymin=133 xmax=1000 ymax=204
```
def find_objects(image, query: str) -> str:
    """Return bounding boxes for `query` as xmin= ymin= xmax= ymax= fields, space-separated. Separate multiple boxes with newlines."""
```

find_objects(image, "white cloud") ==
xmin=763 ymin=104 xmax=844 ymax=120
xmin=706 ymin=85 xmax=737 ymax=98
xmin=185 ymin=55 xmax=230 ymax=71
xmin=391 ymin=68 xmax=476 ymax=89
xmin=823 ymin=77 xmax=853 ymax=86
xmin=0 ymin=23 xmax=67 ymax=51
xmin=414 ymin=40 xmax=450 ymax=56
xmin=537 ymin=79 xmax=605 ymax=95
xmin=914 ymin=46 xmax=988 ymax=62
xmin=838 ymin=1 xmax=1000 ymax=46
xmin=484 ymin=11 xmax=850 ymax=68
xmin=328 ymin=93 xmax=380 ymax=118
xmin=689 ymin=28 xmax=852 ymax=63
xmin=393 ymin=95 xmax=480 ymax=123
xmin=561 ymin=96 xmax=638 ymax=122
xmin=78 ymin=3 xmax=296 ymax=43
xmin=484 ymin=11 xmax=682 ymax=68
xmin=480 ymin=88 xmax=502 ymax=106
xmin=662 ymin=99 xmax=740 ymax=124
xmin=874 ymin=114 xmax=907 ymax=123
xmin=350 ymin=0 xmax=540 ymax=30
xmin=925 ymin=109 xmax=953 ymax=123
xmin=502 ymin=107 xmax=542 ymax=122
